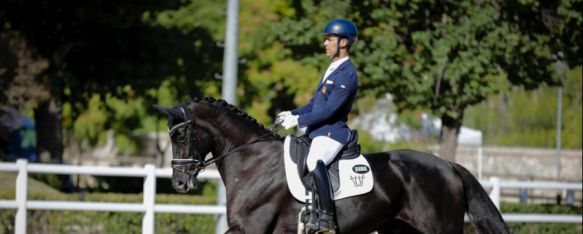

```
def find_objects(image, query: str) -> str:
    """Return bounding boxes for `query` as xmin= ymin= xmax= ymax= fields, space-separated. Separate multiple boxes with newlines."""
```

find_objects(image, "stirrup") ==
xmin=306 ymin=225 xmax=336 ymax=234
xmin=305 ymin=211 xmax=337 ymax=234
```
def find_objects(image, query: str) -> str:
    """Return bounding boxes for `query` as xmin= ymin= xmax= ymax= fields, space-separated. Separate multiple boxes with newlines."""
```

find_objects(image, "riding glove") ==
xmin=281 ymin=114 xmax=299 ymax=130
xmin=276 ymin=111 xmax=291 ymax=124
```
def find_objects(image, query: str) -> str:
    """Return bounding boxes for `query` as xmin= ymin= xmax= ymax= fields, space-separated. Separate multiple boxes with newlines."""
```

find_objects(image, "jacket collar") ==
xmin=328 ymin=56 xmax=350 ymax=72
xmin=317 ymin=58 xmax=352 ymax=90
xmin=325 ymin=58 xmax=351 ymax=79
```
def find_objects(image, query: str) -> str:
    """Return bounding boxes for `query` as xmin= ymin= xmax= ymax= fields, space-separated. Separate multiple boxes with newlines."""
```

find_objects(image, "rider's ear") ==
xmin=340 ymin=38 xmax=349 ymax=48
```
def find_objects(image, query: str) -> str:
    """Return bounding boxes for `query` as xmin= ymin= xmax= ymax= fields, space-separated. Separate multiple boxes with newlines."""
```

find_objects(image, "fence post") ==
xmin=477 ymin=146 xmax=483 ymax=180
xmin=489 ymin=177 xmax=500 ymax=210
xmin=15 ymin=159 xmax=28 ymax=234
xmin=566 ymin=190 xmax=575 ymax=205
xmin=142 ymin=164 xmax=156 ymax=234
xmin=519 ymin=188 xmax=528 ymax=204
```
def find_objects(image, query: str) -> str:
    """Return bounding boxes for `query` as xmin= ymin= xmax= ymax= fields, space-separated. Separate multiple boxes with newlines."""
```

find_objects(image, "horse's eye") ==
xmin=177 ymin=135 xmax=186 ymax=143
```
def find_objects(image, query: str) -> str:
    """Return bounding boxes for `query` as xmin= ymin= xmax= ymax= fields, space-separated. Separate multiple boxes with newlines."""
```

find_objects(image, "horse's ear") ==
xmin=152 ymin=104 xmax=187 ymax=120
xmin=152 ymin=104 xmax=171 ymax=117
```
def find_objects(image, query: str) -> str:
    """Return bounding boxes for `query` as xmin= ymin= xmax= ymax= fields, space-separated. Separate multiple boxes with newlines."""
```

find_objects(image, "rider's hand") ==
xmin=281 ymin=114 xmax=299 ymax=130
xmin=275 ymin=111 xmax=291 ymax=125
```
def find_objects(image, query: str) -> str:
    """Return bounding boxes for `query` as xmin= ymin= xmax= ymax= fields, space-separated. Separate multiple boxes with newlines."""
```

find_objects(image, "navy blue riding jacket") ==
xmin=291 ymin=59 xmax=358 ymax=145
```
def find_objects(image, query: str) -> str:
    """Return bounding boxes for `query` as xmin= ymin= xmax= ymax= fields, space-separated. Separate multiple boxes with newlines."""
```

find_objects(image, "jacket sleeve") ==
xmin=298 ymin=71 xmax=356 ymax=127
xmin=291 ymin=98 xmax=314 ymax=115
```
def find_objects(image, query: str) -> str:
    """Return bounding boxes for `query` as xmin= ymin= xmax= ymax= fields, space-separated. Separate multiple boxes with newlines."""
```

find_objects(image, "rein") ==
xmin=201 ymin=129 xmax=278 ymax=167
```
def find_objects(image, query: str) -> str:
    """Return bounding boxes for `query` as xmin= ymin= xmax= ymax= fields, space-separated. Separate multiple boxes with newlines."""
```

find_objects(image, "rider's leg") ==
xmin=310 ymin=160 xmax=336 ymax=231
xmin=306 ymin=136 xmax=343 ymax=171
xmin=305 ymin=136 xmax=343 ymax=233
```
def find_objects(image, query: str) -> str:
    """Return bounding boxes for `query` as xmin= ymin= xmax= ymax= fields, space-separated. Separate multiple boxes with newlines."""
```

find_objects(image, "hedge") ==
xmin=0 ymin=191 xmax=217 ymax=234
xmin=0 ymin=210 xmax=214 ymax=234
xmin=501 ymin=203 xmax=582 ymax=234
xmin=1 ymin=191 xmax=581 ymax=234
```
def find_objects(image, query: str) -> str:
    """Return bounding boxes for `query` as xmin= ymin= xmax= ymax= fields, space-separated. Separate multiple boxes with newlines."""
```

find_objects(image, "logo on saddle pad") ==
xmin=283 ymin=136 xmax=374 ymax=202
xmin=352 ymin=165 xmax=369 ymax=174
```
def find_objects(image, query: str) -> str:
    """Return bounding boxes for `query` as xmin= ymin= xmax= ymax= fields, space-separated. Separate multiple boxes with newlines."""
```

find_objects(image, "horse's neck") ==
xmin=210 ymin=122 xmax=258 ymax=156
xmin=209 ymin=123 xmax=280 ymax=187
xmin=209 ymin=121 xmax=260 ymax=166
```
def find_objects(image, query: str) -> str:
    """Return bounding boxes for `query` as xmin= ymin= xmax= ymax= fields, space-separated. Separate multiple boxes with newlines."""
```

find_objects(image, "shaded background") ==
xmin=1 ymin=0 xmax=581 ymax=188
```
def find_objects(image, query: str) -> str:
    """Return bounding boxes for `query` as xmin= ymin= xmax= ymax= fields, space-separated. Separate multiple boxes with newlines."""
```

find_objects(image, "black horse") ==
xmin=154 ymin=97 xmax=508 ymax=234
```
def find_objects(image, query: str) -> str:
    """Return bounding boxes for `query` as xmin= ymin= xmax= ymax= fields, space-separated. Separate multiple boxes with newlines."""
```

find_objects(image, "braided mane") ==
xmin=189 ymin=97 xmax=280 ymax=138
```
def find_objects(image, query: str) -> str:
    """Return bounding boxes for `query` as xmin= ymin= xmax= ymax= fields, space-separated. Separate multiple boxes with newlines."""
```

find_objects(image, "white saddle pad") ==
xmin=283 ymin=136 xmax=374 ymax=202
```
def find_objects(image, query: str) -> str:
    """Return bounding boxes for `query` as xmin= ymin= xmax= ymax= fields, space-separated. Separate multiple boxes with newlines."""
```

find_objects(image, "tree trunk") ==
xmin=438 ymin=113 xmax=463 ymax=162
xmin=34 ymin=97 xmax=63 ymax=163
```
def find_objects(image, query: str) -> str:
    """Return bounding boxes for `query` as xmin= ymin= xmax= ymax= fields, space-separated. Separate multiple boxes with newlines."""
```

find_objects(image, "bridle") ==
xmin=169 ymin=106 xmax=279 ymax=186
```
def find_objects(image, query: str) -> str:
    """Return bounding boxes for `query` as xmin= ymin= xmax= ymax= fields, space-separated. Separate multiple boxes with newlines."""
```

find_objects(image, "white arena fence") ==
xmin=0 ymin=159 xmax=581 ymax=234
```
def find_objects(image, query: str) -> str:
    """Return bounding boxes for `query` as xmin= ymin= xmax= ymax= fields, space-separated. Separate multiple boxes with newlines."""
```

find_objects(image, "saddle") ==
xmin=289 ymin=131 xmax=361 ymax=192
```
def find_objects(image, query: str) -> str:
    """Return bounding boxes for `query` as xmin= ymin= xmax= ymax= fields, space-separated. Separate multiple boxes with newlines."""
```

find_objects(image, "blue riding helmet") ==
xmin=323 ymin=19 xmax=358 ymax=45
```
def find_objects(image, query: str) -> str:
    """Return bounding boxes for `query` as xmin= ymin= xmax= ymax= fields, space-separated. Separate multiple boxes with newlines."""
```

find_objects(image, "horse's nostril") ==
xmin=172 ymin=180 xmax=189 ymax=193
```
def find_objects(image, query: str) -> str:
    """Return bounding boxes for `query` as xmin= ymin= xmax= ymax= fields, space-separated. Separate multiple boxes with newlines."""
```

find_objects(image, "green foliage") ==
xmin=0 ymin=210 xmax=214 ymax=234
xmin=354 ymin=129 xmax=384 ymax=153
xmin=0 ymin=172 xmax=64 ymax=201
xmin=2 ymin=0 xmax=581 ymax=158
xmin=2 ymin=0 xmax=226 ymax=158
xmin=506 ymin=223 xmax=582 ymax=234
xmin=243 ymin=43 xmax=321 ymax=123
xmin=464 ymin=66 xmax=582 ymax=148
xmin=268 ymin=0 xmax=582 ymax=159
xmin=28 ymin=174 xmax=65 ymax=193
xmin=1 ymin=196 xmax=580 ymax=234
xmin=153 ymin=0 xmax=226 ymax=40
xmin=386 ymin=141 xmax=434 ymax=153
xmin=500 ymin=203 xmax=583 ymax=234
xmin=0 ymin=191 xmax=217 ymax=233
xmin=156 ymin=213 xmax=214 ymax=234
xmin=501 ymin=203 xmax=582 ymax=214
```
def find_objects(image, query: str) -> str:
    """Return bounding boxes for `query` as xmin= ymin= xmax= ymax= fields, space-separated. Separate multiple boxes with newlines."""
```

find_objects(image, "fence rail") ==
xmin=0 ymin=160 xmax=581 ymax=234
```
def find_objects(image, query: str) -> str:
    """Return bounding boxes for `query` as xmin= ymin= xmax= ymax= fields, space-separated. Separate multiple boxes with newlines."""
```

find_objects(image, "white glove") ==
xmin=281 ymin=114 xmax=299 ymax=130
xmin=275 ymin=111 xmax=291 ymax=125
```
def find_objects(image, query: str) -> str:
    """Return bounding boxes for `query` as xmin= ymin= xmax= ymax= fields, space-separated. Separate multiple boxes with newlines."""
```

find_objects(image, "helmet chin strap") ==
xmin=334 ymin=40 xmax=340 ymax=60
xmin=333 ymin=37 xmax=349 ymax=60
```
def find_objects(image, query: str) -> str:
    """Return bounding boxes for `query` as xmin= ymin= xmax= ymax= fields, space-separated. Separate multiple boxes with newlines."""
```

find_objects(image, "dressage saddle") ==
xmin=289 ymin=130 xmax=360 ymax=192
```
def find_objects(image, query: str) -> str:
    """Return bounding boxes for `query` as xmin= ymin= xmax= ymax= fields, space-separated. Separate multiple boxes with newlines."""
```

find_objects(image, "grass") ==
xmin=0 ymin=171 xmax=216 ymax=204
xmin=0 ymin=172 xmax=63 ymax=199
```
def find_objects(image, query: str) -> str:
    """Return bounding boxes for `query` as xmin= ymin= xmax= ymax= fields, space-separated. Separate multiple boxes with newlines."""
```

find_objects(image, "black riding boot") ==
xmin=306 ymin=160 xmax=337 ymax=234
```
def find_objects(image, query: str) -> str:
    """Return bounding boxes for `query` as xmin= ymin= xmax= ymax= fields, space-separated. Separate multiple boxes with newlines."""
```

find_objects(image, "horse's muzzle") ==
xmin=171 ymin=158 xmax=203 ymax=193
xmin=171 ymin=167 xmax=199 ymax=193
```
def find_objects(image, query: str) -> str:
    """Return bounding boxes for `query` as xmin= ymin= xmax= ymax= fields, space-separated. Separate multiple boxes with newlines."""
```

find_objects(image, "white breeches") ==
xmin=306 ymin=136 xmax=344 ymax=172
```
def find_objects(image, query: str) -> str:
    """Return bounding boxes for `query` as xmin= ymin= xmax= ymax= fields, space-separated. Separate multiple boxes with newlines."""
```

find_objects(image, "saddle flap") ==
xmin=289 ymin=135 xmax=311 ymax=178
xmin=284 ymin=136 xmax=374 ymax=202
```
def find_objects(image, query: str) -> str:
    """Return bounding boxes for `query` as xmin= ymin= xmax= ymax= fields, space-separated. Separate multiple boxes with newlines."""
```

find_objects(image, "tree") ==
xmin=154 ymin=0 xmax=310 ymax=124
xmin=0 ymin=0 xmax=224 ymax=160
xmin=269 ymin=0 xmax=581 ymax=161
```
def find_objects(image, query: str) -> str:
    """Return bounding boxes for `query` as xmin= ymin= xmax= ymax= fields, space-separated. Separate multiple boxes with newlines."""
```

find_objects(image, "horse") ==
xmin=154 ymin=97 xmax=508 ymax=234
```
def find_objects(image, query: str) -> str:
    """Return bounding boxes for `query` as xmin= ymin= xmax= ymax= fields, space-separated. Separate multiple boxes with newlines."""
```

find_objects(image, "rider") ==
xmin=277 ymin=18 xmax=358 ymax=233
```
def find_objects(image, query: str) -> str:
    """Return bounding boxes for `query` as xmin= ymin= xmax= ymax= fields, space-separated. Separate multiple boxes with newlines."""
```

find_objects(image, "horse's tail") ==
xmin=451 ymin=163 xmax=509 ymax=234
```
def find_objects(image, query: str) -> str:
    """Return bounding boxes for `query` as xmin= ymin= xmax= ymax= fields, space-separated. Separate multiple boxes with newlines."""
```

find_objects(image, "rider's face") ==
xmin=324 ymin=35 xmax=339 ymax=59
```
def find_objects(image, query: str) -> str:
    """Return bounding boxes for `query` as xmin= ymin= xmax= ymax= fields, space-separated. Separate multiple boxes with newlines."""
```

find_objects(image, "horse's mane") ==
xmin=188 ymin=97 xmax=281 ymax=139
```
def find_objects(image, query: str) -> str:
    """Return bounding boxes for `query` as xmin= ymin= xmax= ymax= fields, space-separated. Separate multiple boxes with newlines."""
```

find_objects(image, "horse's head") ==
xmin=153 ymin=101 xmax=214 ymax=193
xmin=155 ymin=97 xmax=280 ymax=193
